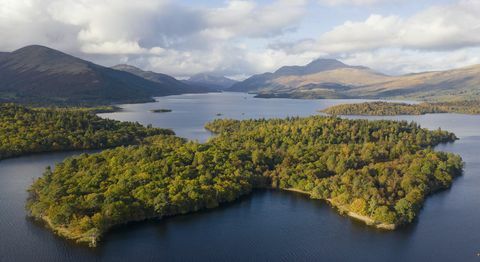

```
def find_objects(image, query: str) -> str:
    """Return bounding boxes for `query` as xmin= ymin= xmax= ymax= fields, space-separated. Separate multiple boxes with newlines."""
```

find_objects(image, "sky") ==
xmin=1 ymin=0 xmax=480 ymax=79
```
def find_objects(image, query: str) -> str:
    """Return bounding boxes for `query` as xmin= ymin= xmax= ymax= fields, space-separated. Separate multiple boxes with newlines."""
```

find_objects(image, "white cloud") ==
xmin=288 ymin=0 xmax=480 ymax=54
xmin=0 ymin=0 xmax=307 ymax=76
xmin=1 ymin=0 xmax=480 ymax=77
xmin=268 ymin=0 xmax=480 ymax=74
xmin=204 ymin=0 xmax=306 ymax=39
xmin=318 ymin=0 xmax=388 ymax=6
xmin=340 ymin=48 xmax=480 ymax=75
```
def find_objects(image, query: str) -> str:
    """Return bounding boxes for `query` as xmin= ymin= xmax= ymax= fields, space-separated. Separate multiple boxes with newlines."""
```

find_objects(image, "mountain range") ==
xmin=0 ymin=46 xmax=223 ymax=105
xmin=230 ymin=59 xmax=480 ymax=101
xmin=1 ymin=45 xmax=479 ymax=105
xmin=111 ymin=64 xmax=220 ymax=93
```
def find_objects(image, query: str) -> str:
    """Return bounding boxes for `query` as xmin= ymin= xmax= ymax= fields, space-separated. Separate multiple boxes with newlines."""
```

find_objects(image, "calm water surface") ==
xmin=1 ymin=92 xmax=479 ymax=261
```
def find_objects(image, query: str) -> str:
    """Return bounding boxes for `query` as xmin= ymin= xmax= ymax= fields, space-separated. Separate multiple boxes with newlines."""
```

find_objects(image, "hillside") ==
xmin=112 ymin=64 xmax=215 ymax=93
xmin=230 ymin=59 xmax=480 ymax=101
xmin=0 ymin=45 xmax=209 ymax=105
xmin=349 ymin=65 xmax=480 ymax=101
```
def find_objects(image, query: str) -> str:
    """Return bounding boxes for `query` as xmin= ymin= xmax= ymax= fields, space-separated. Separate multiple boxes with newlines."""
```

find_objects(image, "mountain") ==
xmin=183 ymin=73 xmax=238 ymax=90
xmin=111 ymin=64 xmax=216 ymax=93
xmin=230 ymin=58 xmax=480 ymax=101
xmin=347 ymin=65 xmax=480 ymax=101
xmin=229 ymin=58 xmax=374 ymax=93
xmin=274 ymin=58 xmax=367 ymax=76
xmin=0 ymin=45 xmax=210 ymax=105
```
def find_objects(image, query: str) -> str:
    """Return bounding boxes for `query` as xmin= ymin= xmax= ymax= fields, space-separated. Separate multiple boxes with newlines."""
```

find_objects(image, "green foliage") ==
xmin=322 ymin=101 xmax=480 ymax=116
xmin=0 ymin=103 xmax=173 ymax=160
xmin=27 ymin=115 xmax=463 ymax=246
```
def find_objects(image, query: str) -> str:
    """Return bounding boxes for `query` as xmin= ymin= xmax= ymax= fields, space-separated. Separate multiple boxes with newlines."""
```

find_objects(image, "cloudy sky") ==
xmin=1 ymin=0 xmax=480 ymax=78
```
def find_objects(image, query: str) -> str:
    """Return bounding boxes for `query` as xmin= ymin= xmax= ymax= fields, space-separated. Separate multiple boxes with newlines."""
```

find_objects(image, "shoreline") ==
xmin=282 ymin=188 xmax=396 ymax=230
xmin=32 ymin=187 xmax=397 ymax=248
xmin=33 ymin=215 xmax=98 ymax=247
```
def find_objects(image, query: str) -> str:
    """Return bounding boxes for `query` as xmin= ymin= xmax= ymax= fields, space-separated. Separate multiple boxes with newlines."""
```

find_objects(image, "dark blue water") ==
xmin=1 ymin=93 xmax=479 ymax=261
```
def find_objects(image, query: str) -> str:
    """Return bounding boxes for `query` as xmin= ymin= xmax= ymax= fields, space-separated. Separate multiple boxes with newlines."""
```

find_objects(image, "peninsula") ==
xmin=27 ymin=116 xmax=463 ymax=246
xmin=0 ymin=103 xmax=173 ymax=160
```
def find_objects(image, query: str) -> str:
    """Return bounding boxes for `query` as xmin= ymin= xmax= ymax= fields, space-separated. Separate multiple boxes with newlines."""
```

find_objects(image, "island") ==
xmin=0 ymin=103 xmax=173 ymax=160
xmin=26 ymin=115 xmax=463 ymax=247
xmin=150 ymin=109 xmax=172 ymax=113
xmin=322 ymin=101 xmax=480 ymax=116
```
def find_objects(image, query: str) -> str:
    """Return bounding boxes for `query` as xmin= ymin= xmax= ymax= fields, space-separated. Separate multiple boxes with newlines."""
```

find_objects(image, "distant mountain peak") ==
xmin=274 ymin=58 xmax=366 ymax=76
xmin=189 ymin=72 xmax=216 ymax=80
xmin=12 ymin=45 xmax=69 ymax=58
xmin=307 ymin=58 xmax=346 ymax=68
xmin=186 ymin=73 xmax=238 ymax=90
xmin=112 ymin=64 xmax=184 ymax=85
xmin=112 ymin=63 xmax=217 ymax=93
xmin=14 ymin=44 xmax=53 ymax=52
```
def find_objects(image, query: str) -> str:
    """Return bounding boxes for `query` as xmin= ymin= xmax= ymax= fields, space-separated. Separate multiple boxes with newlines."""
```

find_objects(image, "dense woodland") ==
xmin=0 ymin=103 xmax=173 ymax=160
xmin=322 ymin=101 xmax=480 ymax=116
xmin=27 ymin=116 xmax=463 ymax=246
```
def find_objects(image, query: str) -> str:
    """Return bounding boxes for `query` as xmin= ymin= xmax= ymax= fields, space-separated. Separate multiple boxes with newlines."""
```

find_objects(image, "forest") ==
xmin=322 ymin=101 xmax=480 ymax=116
xmin=0 ymin=103 xmax=173 ymax=160
xmin=27 ymin=115 xmax=463 ymax=247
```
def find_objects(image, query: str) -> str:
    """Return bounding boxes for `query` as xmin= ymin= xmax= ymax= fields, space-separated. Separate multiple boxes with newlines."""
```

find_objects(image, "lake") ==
xmin=1 ymin=92 xmax=479 ymax=261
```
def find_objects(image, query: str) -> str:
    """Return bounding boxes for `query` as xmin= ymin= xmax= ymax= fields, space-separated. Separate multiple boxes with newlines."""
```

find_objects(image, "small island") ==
xmin=150 ymin=109 xmax=172 ymax=113
xmin=322 ymin=101 xmax=480 ymax=116
xmin=27 ymin=116 xmax=463 ymax=247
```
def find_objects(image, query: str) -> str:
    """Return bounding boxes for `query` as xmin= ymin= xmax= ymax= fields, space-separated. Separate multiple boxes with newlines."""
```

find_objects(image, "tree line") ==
xmin=322 ymin=101 xmax=480 ymax=116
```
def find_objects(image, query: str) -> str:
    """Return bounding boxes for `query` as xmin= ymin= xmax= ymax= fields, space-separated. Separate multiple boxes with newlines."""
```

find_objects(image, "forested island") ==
xmin=0 ymin=103 xmax=173 ymax=160
xmin=322 ymin=101 xmax=480 ymax=116
xmin=27 ymin=116 xmax=463 ymax=247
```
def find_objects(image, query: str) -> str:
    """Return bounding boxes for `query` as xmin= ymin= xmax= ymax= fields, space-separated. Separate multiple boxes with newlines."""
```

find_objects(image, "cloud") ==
xmin=266 ymin=0 xmax=480 ymax=74
xmin=1 ymin=0 xmax=480 ymax=77
xmin=0 ymin=0 xmax=307 ymax=77
xmin=204 ymin=0 xmax=306 ymax=39
xmin=286 ymin=0 xmax=480 ymax=54
xmin=340 ymin=47 xmax=480 ymax=75
xmin=318 ymin=0 xmax=388 ymax=6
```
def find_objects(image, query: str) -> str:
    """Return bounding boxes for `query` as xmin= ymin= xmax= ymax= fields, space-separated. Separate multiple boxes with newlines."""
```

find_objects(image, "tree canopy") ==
xmin=0 ymin=103 xmax=173 ymax=160
xmin=27 ymin=115 xmax=463 ymax=247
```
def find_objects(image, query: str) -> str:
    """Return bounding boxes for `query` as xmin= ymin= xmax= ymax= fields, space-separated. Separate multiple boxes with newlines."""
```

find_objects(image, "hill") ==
xmin=111 ymin=64 xmax=215 ymax=93
xmin=230 ymin=59 xmax=480 ymax=101
xmin=0 ymin=45 xmax=210 ymax=105
xmin=229 ymin=59 xmax=377 ymax=94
